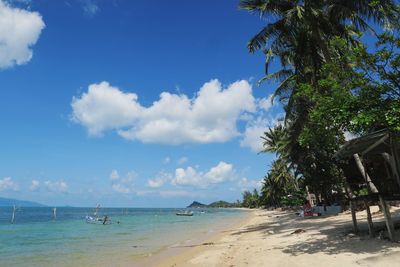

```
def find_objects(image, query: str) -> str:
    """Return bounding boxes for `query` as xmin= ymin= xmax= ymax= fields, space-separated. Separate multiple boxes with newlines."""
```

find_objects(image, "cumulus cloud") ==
xmin=0 ymin=0 xmax=45 ymax=69
xmin=237 ymin=177 xmax=262 ymax=191
xmin=112 ymin=183 xmax=130 ymax=194
xmin=258 ymin=94 xmax=275 ymax=111
xmin=240 ymin=114 xmax=284 ymax=152
xmin=44 ymin=180 xmax=68 ymax=193
xmin=71 ymin=82 xmax=142 ymax=136
xmin=71 ymin=79 xmax=255 ymax=144
xmin=147 ymin=171 xmax=172 ymax=188
xmin=0 ymin=177 xmax=18 ymax=191
xmin=171 ymin=161 xmax=235 ymax=188
xmin=110 ymin=170 xmax=136 ymax=194
xmin=29 ymin=179 xmax=40 ymax=191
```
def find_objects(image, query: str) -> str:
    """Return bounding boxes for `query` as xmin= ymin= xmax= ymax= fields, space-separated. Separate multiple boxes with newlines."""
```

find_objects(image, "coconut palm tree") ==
xmin=243 ymin=0 xmax=398 ymax=202
xmin=240 ymin=0 xmax=399 ymax=108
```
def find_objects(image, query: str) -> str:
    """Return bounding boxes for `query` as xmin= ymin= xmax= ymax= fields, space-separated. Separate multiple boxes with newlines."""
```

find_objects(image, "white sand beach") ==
xmin=156 ymin=207 xmax=400 ymax=267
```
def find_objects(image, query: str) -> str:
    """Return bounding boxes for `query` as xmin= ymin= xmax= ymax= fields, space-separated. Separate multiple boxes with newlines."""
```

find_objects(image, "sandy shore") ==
xmin=155 ymin=206 xmax=400 ymax=267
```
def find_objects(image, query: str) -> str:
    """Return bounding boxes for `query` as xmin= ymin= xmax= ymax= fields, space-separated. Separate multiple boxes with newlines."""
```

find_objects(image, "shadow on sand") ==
xmin=229 ymin=209 xmax=400 ymax=257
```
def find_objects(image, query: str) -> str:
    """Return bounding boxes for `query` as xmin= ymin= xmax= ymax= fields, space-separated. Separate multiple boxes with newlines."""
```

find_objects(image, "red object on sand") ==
xmin=303 ymin=202 xmax=313 ymax=217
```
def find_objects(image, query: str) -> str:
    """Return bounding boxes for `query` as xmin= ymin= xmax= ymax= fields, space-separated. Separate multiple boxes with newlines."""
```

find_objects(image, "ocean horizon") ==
xmin=0 ymin=207 xmax=248 ymax=266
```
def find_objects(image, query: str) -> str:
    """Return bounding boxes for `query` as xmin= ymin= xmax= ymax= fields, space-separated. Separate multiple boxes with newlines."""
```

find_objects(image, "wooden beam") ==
xmin=353 ymin=154 xmax=379 ymax=193
xmin=364 ymin=199 xmax=374 ymax=237
xmin=361 ymin=134 xmax=389 ymax=156
xmin=379 ymin=195 xmax=395 ymax=241
xmin=350 ymin=200 xmax=358 ymax=234
xmin=390 ymin=134 xmax=400 ymax=189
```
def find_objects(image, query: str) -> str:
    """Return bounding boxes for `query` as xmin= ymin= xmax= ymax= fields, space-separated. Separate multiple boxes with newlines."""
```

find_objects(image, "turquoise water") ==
xmin=0 ymin=207 xmax=247 ymax=266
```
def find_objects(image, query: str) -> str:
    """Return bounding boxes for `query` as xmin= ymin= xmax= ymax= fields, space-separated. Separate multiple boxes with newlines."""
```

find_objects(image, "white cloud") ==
xmin=0 ymin=0 xmax=45 ymax=69
xmin=177 ymin=157 xmax=188 ymax=165
xmin=109 ymin=169 xmax=119 ymax=181
xmin=110 ymin=170 xmax=136 ymax=194
xmin=80 ymin=0 xmax=99 ymax=16
xmin=71 ymin=81 xmax=142 ymax=136
xmin=71 ymin=79 xmax=255 ymax=144
xmin=258 ymin=94 xmax=275 ymax=111
xmin=171 ymin=161 xmax=235 ymax=188
xmin=240 ymin=115 xmax=283 ymax=152
xmin=237 ymin=177 xmax=262 ymax=191
xmin=29 ymin=179 xmax=40 ymax=191
xmin=112 ymin=183 xmax=130 ymax=194
xmin=147 ymin=171 xmax=172 ymax=188
xmin=44 ymin=180 xmax=68 ymax=193
xmin=0 ymin=177 xmax=18 ymax=191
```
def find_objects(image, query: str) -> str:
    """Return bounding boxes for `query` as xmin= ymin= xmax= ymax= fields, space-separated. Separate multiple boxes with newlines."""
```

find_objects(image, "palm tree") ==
xmin=242 ymin=0 xmax=398 ymax=202
xmin=240 ymin=0 xmax=399 ymax=109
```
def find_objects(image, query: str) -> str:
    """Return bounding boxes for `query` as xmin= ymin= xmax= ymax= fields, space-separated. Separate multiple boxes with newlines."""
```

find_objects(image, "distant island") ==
xmin=0 ymin=197 xmax=46 ymax=207
xmin=187 ymin=200 xmax=239 ymax=208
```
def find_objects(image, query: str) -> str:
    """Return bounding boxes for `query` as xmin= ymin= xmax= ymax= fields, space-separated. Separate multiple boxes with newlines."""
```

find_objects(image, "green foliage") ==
xmin=242 ymin=189 xmax=260 ymax=208
xmin=280 ymin=190 xmax=306 ymax=207
xmin=307 ymin=34 xmax=400 ymax=135
xmin=241 ymin=0 xmax=399 ymax=206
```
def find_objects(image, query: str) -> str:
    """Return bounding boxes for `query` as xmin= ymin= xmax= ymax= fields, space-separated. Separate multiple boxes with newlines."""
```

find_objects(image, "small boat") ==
xmin=85 ymin=215 xmax=111 ymax=225
xmin=176 ymin=210 xmax=193 ymax=216
xmin=86 ymin=204 xmax=112 ymax=224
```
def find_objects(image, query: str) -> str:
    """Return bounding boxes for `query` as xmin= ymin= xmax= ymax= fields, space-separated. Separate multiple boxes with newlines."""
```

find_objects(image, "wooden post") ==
xmin=389 ymin=134 xmax=400 ymax=189
xmin=379 ymin=195 xmax=395 ymax=241
xmin=353 ymin=154 xmax=379 ymax=193
xmin=350 ymin=200 xmax=358 ymax=234
xmin=364 ymin=199 xmax=374 ymax=237
xmin=306 ymin=185 xmax=313 ymax=206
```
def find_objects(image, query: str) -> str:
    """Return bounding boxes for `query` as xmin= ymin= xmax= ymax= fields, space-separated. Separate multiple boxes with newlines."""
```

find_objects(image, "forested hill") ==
xmin=187 ymin=200 xmax=238 ymax=208
xmin=0 ymin=197 xmax=46 ymax=207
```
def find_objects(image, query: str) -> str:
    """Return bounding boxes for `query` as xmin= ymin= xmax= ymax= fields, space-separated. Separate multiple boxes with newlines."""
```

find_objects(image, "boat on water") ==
xmin=85 ymin=215 xmax=111 ymax=225
xmin=176 ymin=210 xmax=194 ymax=216
xmin=86 ymin=204 xmax=112 ymax=224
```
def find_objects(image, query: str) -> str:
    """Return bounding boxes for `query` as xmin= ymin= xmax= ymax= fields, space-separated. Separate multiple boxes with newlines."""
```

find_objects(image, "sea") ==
xmin=0 ymin=207 xmax=248 ymax=266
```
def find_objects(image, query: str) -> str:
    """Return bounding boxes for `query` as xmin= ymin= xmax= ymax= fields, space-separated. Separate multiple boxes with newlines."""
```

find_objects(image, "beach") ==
xmin=157 ymin=207 xmax=400 ymax=267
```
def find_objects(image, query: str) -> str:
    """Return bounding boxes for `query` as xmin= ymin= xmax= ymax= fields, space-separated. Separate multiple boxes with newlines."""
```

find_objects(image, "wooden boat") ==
xmin=176 ymin=210 xmax=193 ymax=216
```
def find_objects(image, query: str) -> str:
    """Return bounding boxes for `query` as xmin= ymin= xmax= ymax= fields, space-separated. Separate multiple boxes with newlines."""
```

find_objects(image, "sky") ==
xmin=0 ymin=0 xmax=283 ymax=207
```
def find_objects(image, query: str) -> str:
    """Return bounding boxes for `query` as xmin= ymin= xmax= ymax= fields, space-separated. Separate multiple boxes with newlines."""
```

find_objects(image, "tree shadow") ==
xmin=230 ymin=209 xmax=400 ymax=256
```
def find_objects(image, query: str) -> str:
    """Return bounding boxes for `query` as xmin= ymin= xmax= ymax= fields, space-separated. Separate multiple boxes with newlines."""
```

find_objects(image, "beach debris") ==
xmin=268 ymin=230 xmax=274 ymax=234
xmin=347 ymin=233 xmax=356 ymax=238
xmin=290 ymin=229 xmax=306 ymax=234
xmin=202 ymin=242 xmax=214 ymax=246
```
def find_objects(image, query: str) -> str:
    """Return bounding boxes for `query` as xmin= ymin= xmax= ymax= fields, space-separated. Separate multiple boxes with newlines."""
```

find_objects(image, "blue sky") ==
xmin=0 ymin=0 xmax=283 ymax=207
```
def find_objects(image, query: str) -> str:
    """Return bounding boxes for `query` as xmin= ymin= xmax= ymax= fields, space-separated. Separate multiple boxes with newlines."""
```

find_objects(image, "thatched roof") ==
xmin=334 ymin=129 xmax=390 ymax=160
xmin=335 ymin=130 xmax=400 ymax=197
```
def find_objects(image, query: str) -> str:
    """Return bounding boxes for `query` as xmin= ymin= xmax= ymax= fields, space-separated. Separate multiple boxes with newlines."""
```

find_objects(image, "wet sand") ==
xmin=155 ymin=206 xmax=400 ymax=267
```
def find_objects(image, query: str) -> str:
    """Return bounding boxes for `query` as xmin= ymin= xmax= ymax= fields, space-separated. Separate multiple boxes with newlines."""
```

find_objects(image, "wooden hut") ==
xmin=335 ymin=129 xmax=400 ymax=241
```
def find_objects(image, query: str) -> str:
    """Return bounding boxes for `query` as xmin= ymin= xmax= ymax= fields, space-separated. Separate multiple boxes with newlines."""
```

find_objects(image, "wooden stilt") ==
xmin=350 ymin=200 xmax=358 ymax=234
xmin=364 ymin=199 xmax=374 ymax=238
xmin=379 ymin=195 xmax=395 ymax=241
xmin=353 ymin=154 xmax=379 ymax=193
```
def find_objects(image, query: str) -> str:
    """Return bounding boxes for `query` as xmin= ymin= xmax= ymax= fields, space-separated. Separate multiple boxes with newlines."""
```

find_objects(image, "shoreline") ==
xmin=152 ymin=209 xmax=255 ymax=267
xmin=152 ymin=206 xmax=400 ymax=267
xmin=132 ymin=209 xmax=253 ymax=267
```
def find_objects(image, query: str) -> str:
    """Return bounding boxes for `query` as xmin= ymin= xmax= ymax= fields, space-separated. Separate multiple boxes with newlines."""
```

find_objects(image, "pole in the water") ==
xmin=53 ymin=207 xmax=57 ymax=220
xmin=11 ymin=205 xmax=16 ymax=224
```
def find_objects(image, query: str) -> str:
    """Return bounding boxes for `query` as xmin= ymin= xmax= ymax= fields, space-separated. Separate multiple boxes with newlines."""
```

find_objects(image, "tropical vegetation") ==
xmin=239 ymin=0 xmax=400 ymax=208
